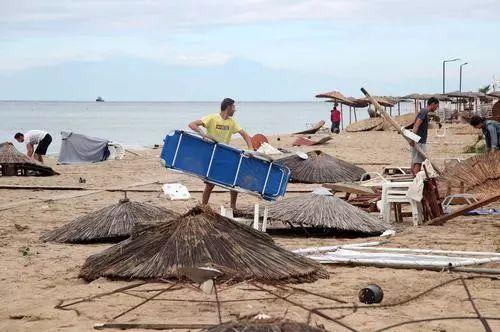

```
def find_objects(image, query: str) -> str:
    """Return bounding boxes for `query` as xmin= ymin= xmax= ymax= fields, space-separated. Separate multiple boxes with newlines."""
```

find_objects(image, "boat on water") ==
xmin=96 ymin=96 xmax=105 ymax=102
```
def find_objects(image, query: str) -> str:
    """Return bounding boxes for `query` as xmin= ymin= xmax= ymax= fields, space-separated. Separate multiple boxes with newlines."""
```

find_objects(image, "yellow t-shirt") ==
xmin=201 ymin=113 xmax=242 ymax=144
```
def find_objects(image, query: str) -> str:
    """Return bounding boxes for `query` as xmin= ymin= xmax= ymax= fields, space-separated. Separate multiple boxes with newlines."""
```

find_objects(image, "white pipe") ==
xmin=292 ymin=241 xmax=384 ymax=255
xmin=345 ymin=246 xmax=500 ymax=257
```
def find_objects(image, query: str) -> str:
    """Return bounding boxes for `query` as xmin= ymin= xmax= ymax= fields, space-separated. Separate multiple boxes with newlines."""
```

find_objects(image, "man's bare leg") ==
xmin=230 ymin=190 xmax=238 ymax=210
xmin=202 ymin=183 xmax=215 ymax=205
xmin=34 ymin=153 xmax=43 ymax=163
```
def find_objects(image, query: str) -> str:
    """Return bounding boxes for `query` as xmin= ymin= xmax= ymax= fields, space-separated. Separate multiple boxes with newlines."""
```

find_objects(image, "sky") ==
xmin=0 ymin=0 xmax=499 ymax=100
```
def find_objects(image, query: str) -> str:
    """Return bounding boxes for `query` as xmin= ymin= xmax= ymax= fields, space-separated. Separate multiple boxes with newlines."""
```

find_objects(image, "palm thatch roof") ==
xmin=203 ymin=317 xmax=326 ymax=332
xmin=41 ymin=197 xmax=177 ymax=243
xmin=79 ymin=205 xmax=328 ymax=283
xmin=357 ymin=96 xmax=396 ymax=107
xmin=382 ymin=113 xmax=416 ymax=131
xmin=402 ymin=93 xmax=452 ymax=101
xmin=487 ymin=91 xmax=500 ymax=98
xmin=275 ymin=150 xmax=365 ymax=184
xmin=315 ymin=91 xmax=351 ymax=104
xmin=239 ymin=189 xmax=389 ymax=233
xmin=345 ymin=117 xmax=384 ymax=132
xmin=440 ymin=151 xmax=500 ymax=200
xmin=0 ymin=142 xmax=57 ymax=176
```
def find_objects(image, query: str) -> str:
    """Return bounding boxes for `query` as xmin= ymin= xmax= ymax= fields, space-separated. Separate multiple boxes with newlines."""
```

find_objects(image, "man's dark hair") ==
xmin=427 ymin=97 xmax=439 ymax=106
xmin=14 ymin=132 xmax=23 ymax=139
xmin=469 ymin=115 xmax=484 ymax=127
xmin=221 ymin=98 xmax=235 ymax=111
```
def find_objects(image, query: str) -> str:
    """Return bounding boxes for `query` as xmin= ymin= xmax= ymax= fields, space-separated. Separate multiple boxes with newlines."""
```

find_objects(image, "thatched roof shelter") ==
xmin=487 ymin=91 xmax=500 ymax=98
xmin=0 ymin=142 xmax=56 ymax=176
xmin=315 ymin=91 xmax=352 ymax=105
xmin=356 ymin=96 xmax=396 ymax=107
xmin=79 ymin=205 xmax=328 ymax=283
xmin=403 ymin=93 xmax=451 ymax=102
xmin=440 ymin=151 xmax=500 ymax=200
xmin=345 ymin=117 xmax=384 ymax=132
xmin=203 ymin=317 xmax=326 ymax=332
xmin=41 ymin=197 xmax=177 ymax=243
xmin=275 ymin=150 xmax=365 ymax=183
xmin=240 ymin=189 xmax=389 ymax=234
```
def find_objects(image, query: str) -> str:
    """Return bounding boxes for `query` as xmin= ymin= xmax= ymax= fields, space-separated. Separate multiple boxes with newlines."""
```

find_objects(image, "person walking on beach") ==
xmin=469 ymin=115 xmax=500 ymax=152
xmin=188 ymin=98 xmax=253 ymax=209
xmin=14 ymin=130 xmax=52 ymax=164
xmin=409 ymin=97 xmax=439 ymax=175
xmin=330 ymin=103 xmax=341 ymax=134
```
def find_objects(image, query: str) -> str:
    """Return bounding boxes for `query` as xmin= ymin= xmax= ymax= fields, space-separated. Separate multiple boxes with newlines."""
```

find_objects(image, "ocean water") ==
xmin=0 ymin=101 xmax=414 ymax=154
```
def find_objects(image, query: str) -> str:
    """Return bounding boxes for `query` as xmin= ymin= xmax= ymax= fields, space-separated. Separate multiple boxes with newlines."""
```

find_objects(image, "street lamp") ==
xmin=459 ymin=62 xmax=468 ymax=92
xmin=442 ymin=58 xmax=460 ymax=93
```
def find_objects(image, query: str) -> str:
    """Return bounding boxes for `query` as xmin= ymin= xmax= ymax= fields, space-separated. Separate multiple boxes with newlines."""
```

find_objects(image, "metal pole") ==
xmin=459 ymin=62 xmax=468 ymax=92
xmin=442 ymin=58 xmax=460 ymax=94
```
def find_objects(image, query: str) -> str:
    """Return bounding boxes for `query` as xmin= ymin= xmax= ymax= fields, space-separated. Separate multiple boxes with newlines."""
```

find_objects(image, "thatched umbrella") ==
xmin=203 ymin=317 xmax=326 ymax=332
xmin=356 ymin=96 xmax=396 ymax=108
xmin=440 ymin=151 xmax=500 ymax=200
xmin=345 ymin=117 xmax=384 ymax=132
xmin=315 ymin=90 xmax=351 ymax=105
xmin=240 ymin=189 xmax=389 ymax=234
xmin=41 ymin=196 xmax=177 ymax=243
xmin=276 ymin=151 xmax=365 ymax=183
xmin=79 ymin=205 xmax=328 ymax=283
xmin=0 ymin=142 xmax=56 ymax=176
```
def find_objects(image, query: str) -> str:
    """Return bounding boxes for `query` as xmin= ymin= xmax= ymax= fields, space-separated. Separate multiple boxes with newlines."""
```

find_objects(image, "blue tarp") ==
xmin=160 ymin=130 xmax=290 ymax=200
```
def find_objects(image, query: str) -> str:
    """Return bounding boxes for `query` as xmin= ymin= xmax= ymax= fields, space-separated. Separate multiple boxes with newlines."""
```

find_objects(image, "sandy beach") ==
xmin=1 ymin=124 xmax=499 ymax=332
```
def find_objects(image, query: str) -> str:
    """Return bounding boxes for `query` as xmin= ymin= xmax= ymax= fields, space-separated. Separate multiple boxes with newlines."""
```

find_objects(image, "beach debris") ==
xmin=58 ymin=131 xmax=110 ymax=164
xmin=40 ymin=195 xmax=177 ymax=243
xmin=346 ymin=117 xmax=384 ymax=132
xmin=275 ymin=150 xmax=365 ymax=183
xmin=79 ymin=205 xmax=328 ymax=283
xmin=256 ymin=142 xmax=283 ymax=156
xmin=358 ymin=284 xmax=384 ymax=304
xmin=162 ymin=183 xmax=191 ymax=200
xmin=202 ymin=316 xmax=327 ymax=332
xmin=429 ymin=193 xmax=500 ymax=226
xmin=79 ymin=177 xmax=86 ymax=184
xmin=0 ymin=142 xmax=57 ymax=176
xmin=292 ymin=120 xmax=326 ymax=135
xmin=297 ymin=243 xmax=500 ymax=272
xmin=14 ymin=224 xmax=29 ymax=231
xmin=250 ymin=133 xmax=269 ymax=150
xmin=440 ymin=151 xmax=500 ymax=200
xmin=238 ymin=189 xmax=390 ymax=234
xmin=292 ymin=136 xmax=333 ymax=146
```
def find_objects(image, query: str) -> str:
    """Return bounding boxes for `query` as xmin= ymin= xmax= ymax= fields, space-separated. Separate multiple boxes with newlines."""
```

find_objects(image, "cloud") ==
xmin=1 ymin=0 xmax=498 ymax=37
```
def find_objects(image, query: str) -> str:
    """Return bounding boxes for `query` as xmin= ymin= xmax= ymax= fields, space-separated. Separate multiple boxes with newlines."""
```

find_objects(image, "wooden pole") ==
xmin=354 ymin=107 xmax=358 ymax=121
xmin=398 ymin=102 xmax=401 ymax=116
xmin=349 ymin=106 xmax=352 ymax=124
xmin=340 ymin=104 xmax=344 ymax=130
xmin=429 ymin=194 xmax=500 ymax=226
xmin=360 ymin=88 xmax=442 ymax=175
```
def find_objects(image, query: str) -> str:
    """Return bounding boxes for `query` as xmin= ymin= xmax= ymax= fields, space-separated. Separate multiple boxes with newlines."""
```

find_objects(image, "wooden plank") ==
xmin=429 ymin=193 xmax=500 ymax=226
xmin=360 ymin=87 xmax=442 ymax=175
xmin=0 ymin=185 xmax=84 ymax=191
xmin=323 ymin=182 xmax=374 ymax=195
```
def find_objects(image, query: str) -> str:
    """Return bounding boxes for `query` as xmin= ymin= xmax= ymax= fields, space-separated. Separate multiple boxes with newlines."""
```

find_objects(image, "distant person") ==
xmin=330 ymin=103 xmax=341 ymax=134
xmin=14 ymin=130 xmax=52 ymax=164
xmin=409 ymin=97 xmax=439 ymax=175
xmin=188 ymin=98 xmax=253 ymax=209
xmin=469 ymin=115 xmax=500 ymax=152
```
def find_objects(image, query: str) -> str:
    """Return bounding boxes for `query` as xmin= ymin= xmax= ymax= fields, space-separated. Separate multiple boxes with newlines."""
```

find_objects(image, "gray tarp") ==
xmin=58 ymin=131 xmax=110 ymax=164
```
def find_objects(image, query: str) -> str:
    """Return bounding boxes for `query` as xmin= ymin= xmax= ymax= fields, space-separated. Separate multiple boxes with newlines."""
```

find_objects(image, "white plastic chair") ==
xmin=380 ymin=182 xmax=423 ymax=226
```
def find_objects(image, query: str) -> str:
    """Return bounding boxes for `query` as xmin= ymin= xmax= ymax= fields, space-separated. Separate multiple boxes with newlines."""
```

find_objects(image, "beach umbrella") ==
xmin=41 ymin=196 xmax=177 ymax=243
xmin=203 ymin=317 xmax=326 ymax=332
xmin=239 ymin=188 xmax=389 ymax=234
xmin=356 ymin=96 xmax=396 ymax=108
xmin=345 ymin=117 xmax=384 ymax=132
xmin=0 ymin=142 xmax=56 ymax=176
xmin=276 ymin=150 xmax=365 ymax=183
xmin=79 ymin=205 xmax=328 ymax=283
xmin=315 ymin=91 xmax=352 ymax=105
xmin=440 ymin=151 xmax=500 ymax=200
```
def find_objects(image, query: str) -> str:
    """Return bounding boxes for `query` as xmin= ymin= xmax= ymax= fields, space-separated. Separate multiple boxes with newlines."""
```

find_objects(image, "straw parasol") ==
xmin=356 ymin=96 xmax=396 ymax=107
xmin=315 ymin=91 xmax=352 ymax=105
xmin=487 ymin=91 xmax=500 ymax=99
xmin=440 ymin=151 xmax=500 ymax=200
xmin=382 ymin=113 xmax=415 ymax=131
xmin=403 ymin=93 xmax=451 ymax=101
xmin=345 ymin=117 xmax=384 ymax=132
xmin=0 ymin=142 xmax=56 ymax=176
xmin=203 ymin=316 xmax=326 ymax=332
xmin=239 ymin=188 xmax=389 ymax=233
xmin=41 ymin=196 xmax=177 ymax=243
xmin=276 ymin=150 xmax=365 ymax=183
xmin=79 ymin=205 xmax=328 ymax=283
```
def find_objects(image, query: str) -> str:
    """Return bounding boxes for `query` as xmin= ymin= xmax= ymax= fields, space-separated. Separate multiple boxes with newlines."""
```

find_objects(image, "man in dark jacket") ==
xmin=469 ymin=115 xmax=500 ymax=152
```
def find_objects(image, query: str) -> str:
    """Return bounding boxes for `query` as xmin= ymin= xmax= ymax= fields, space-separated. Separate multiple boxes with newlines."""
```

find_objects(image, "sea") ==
xmin=0 ymin=101 xmax=414 ymax=154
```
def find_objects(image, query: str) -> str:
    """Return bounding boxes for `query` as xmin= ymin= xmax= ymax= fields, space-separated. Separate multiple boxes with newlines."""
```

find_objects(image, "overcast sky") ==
xmin=1 ymin=0 xmax=499 ymax=100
